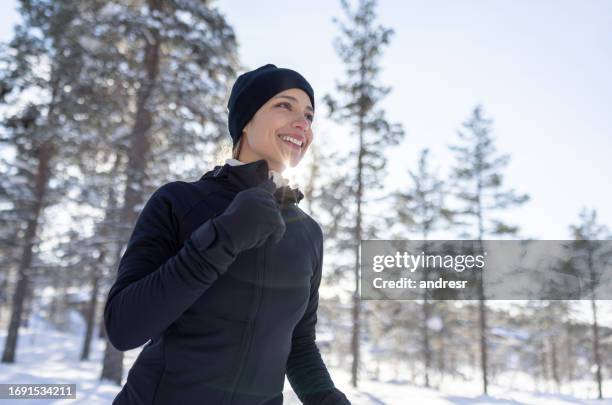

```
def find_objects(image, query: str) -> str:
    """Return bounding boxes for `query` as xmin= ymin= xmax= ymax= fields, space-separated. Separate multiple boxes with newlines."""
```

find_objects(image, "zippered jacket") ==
xmin=104 ymin=158 xmax=351 ymax=404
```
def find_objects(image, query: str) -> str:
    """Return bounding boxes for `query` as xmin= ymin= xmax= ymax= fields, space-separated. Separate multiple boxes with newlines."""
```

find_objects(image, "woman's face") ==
xmin=238 ymin=88 xmax=314 ymax=172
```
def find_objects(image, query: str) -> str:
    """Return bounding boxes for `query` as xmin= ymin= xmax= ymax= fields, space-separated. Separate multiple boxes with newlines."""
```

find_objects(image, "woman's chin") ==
xmin=280 ymin=154 xmax=302 ymax=169
xmin=272 ymin=152 xmax=298 ymax=170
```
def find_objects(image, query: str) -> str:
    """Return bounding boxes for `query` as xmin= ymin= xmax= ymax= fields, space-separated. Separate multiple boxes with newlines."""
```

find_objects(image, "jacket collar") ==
xmin=224 ymin=158 xmax=290 ymax=188
xmin=200 ymin=159 xmax=304 ymax=205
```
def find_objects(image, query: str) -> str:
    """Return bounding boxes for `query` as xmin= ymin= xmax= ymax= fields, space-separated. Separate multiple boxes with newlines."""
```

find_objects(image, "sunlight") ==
xmin=283 ymin=157 xmax=309 ymax=188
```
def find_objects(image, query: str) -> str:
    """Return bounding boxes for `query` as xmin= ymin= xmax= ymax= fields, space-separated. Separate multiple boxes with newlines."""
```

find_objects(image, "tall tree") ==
xmin=390 ymin=148 xmax=450 ymax=387
xmin=0 ymin=0 xmax=138 ymax=366
xmin=324 ymin=0 xmax=404 ymax=387
xmin=567 ymin=207 xmax=610 ymax=399
xmin=0 ymin=0 xmax=89 ymax=364
xmin=447 ymin=104 xmax=529 ymax=394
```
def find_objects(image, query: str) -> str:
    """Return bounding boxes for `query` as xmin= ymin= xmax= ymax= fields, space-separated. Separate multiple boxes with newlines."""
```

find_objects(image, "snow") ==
xmin=0 ymin=313 xmax=610 ymax=404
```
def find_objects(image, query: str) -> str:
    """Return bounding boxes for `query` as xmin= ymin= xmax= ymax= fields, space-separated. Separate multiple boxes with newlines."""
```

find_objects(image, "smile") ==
xmin=278 ymin=134 xmax=303 ymax=150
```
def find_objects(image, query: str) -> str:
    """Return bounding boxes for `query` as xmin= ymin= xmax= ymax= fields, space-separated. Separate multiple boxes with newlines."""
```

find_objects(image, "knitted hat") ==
xmin=227 ymin=64 xmax=315 ymax=147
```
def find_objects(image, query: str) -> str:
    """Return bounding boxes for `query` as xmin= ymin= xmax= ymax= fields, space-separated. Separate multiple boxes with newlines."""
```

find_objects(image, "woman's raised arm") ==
xmin=104 ymin=179 xmax=284 ymax=351
xmin=103 ymin=184 xmax=235 ymax=351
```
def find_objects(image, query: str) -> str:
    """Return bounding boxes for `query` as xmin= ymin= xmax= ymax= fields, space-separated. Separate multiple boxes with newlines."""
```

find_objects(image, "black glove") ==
xmin=211 ymin=177 xmax=286 ymax=253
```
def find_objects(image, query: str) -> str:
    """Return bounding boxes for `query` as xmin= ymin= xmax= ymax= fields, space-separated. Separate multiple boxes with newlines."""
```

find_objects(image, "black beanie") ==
xmin=227 ymin=64 xmax=315 ymax=147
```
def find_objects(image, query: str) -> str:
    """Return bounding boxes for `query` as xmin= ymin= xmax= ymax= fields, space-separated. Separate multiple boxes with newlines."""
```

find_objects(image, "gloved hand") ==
xmin=211 ymin=177 xmax=286 ymax=253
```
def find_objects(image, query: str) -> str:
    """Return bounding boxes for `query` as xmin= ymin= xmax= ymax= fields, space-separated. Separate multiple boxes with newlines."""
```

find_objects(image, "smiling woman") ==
xmin=228 ymin=65 xmax=315 ymax=173
xmin=104 ymin=64 xmax=351 ymax=405
xmin=236 ymin=88 xmax=314 ymax=171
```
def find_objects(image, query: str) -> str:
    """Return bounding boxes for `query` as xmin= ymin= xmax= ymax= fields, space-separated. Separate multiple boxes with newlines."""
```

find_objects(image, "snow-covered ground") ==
xmin=0 ymin=312 xmax=610 ymax=404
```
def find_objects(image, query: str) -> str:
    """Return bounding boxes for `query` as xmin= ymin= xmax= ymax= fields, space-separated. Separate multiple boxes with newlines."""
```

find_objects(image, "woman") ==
xmin=104 ymin=64 xmax=351 ymax=405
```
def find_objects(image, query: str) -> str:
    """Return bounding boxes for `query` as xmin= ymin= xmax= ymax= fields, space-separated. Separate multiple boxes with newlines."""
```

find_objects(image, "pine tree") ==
xmin=390 ymin=148 xmax=451 ymax=387
xmin=447 ymin=104 xmax=529 ymax=394
xmin=0 ymin=0 xmax=92 ymax=364
xmin=324 ymin=0 xmax=404 ymax=387
xmin=567 ymin=208 xmax=610 ymax=399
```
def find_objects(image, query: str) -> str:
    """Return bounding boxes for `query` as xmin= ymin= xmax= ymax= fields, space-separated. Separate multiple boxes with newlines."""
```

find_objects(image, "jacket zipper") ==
xmin=225 ymin=239 xmax=268 ymax=404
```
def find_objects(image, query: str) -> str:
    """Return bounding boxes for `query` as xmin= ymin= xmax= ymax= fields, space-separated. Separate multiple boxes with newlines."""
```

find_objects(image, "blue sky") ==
xmin=2 ymin=0 xmax=611 ymax=239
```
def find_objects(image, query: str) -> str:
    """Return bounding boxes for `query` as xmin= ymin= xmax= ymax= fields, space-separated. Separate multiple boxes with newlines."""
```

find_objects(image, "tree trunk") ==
xmin=550 ymin=338 xmax=560 ymax=393
xmin=477 ymin=282 xmax=488 ymax=395
xmin=2 ymin=140 xmax=53 ymax=363
xmin=98 ymin=313 xmax=106 ymax=339
xmin=350 ymin=262 xmax=360 ymax=388
xmin=350 ymin=150 xmax=363 ymax=387
xmin=100 ymin=0 xmax=161 ymax=384
xmin=101 ymin=336 xmax=124 ymax=385
xmin=586 ymin=244 xmax=603 ymax=400
xmin=590 ymin=297 xmax=602 ymax=399
xmin=468 ymin=304 xmax=477 ymax=374
xmin=565 ymin=321 xmax=574 ymax=385
xmin=422 ymin=297 xmax=432 ymax=388
xmin=81 ymin=264 xmax=102 ymax=361
xmin=2 ymin=272 xmax=28 ymax=363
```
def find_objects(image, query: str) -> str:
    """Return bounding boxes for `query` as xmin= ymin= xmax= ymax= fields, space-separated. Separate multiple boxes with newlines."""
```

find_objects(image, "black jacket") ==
xmin=104 ymin=158 xmax=350 ymax=405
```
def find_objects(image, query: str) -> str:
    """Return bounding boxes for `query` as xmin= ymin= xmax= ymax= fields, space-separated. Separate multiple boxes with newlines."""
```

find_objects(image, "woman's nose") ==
xmin=292 ymin=115 xmax=310 ymax=131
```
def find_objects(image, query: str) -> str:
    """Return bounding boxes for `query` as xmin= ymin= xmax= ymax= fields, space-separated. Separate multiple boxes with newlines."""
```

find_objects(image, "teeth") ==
xmin=280 ymin=135 xmax=303 ymax=147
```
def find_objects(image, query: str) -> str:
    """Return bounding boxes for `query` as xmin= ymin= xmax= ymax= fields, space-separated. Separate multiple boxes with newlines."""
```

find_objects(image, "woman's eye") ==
xmin=278 ymin=102 xmax=313 ymax=122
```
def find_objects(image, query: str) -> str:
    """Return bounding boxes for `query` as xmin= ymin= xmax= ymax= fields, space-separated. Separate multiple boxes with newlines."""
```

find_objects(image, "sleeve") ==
xmin=286 ymin=227 xmax=351 ymax=405
xmin=103 ymin=185 xmax=238 ymax=351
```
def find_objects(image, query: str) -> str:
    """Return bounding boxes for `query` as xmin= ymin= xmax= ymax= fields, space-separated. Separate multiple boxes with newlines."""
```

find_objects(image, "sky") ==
xmin=1 ymin=0 xmax=611 ymax=240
